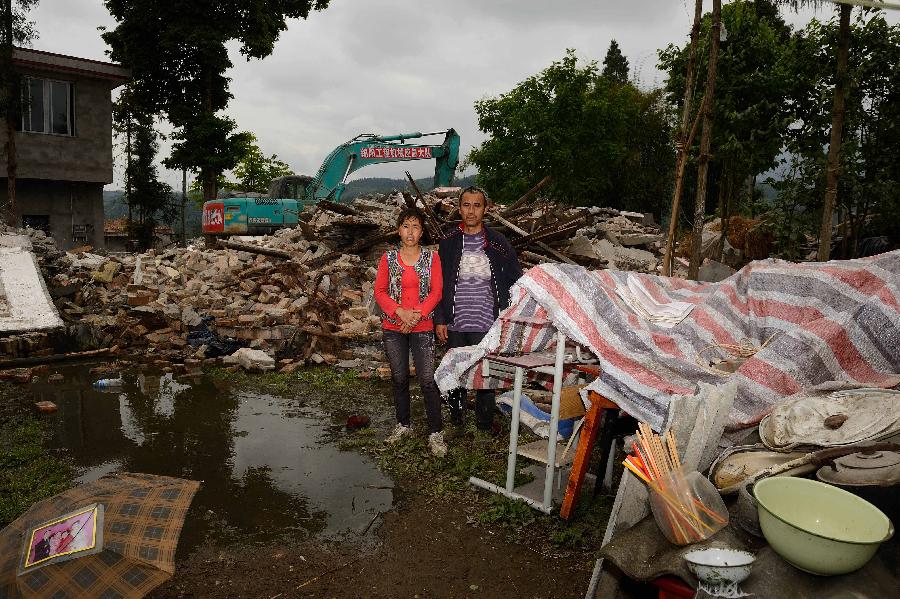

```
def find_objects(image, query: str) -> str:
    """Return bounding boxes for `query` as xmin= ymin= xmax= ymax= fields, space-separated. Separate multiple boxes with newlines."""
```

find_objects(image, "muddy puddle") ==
xmin=28 ymin=365 xmax=394 ymax=555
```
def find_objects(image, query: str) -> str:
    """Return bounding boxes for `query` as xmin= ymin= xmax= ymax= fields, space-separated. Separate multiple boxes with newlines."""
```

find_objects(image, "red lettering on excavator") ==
xmin=360 ymin=146 xmax=433 ymax=161
xmin=202 ymin=202 xmax=225 ymax=233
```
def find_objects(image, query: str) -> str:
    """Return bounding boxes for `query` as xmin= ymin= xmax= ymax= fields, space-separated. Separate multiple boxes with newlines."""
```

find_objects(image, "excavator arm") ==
xmin=305 ymin=128 xmax=459 ymax=202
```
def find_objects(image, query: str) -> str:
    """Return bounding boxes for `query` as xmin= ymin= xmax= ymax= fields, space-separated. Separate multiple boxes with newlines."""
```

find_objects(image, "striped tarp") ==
xmin=435 ymin=251 xmax=900 ymax=431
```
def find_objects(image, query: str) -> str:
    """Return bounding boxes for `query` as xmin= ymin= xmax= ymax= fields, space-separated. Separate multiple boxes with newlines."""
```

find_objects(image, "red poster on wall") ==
xmin=202 ymin=202 xmax=224 ymax=233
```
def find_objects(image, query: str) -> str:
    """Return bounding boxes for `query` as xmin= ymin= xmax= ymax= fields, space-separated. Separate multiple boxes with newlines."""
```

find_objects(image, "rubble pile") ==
xmin=37 ymin=226 xmax=381 ymax=368
xmin=3 ymin=189 xmax=671 ymax=369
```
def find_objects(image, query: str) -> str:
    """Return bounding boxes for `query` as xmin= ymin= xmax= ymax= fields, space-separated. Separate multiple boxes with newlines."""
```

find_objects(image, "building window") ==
xmin=21 ymin=77 xmax=74 ymax=136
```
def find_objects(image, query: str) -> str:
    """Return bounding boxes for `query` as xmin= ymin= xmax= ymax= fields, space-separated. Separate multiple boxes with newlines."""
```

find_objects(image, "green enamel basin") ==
xmin=754 ymin=476 xmax=894 ymax=575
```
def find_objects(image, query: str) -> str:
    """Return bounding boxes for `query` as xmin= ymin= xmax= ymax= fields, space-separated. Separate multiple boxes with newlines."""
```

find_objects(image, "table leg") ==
xmin=505 ymin=366 xmax=524 ymax=494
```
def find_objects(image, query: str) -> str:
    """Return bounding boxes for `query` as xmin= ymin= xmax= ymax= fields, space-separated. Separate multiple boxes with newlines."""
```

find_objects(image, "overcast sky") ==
xmin=25 ymin=0 xmax=899 ymax=190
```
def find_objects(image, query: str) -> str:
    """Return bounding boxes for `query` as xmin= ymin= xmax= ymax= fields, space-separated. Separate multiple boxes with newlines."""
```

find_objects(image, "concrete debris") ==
xmin=699 ymin=259 xmax=737 ymax=283
xmin=1 ymin=191 xmax=676 ymax=367
xmin=223 ymin=347 xmax=276 ymax=371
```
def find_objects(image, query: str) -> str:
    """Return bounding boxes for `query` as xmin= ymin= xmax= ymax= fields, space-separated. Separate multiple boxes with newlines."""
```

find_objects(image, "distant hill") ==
xmin=343 ymin=174 xmax=476 ymax=199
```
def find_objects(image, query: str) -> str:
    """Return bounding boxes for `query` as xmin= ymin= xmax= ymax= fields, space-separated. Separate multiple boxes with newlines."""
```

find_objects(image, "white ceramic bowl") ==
xmin=683 ymin=547 xmax=755 ymax=586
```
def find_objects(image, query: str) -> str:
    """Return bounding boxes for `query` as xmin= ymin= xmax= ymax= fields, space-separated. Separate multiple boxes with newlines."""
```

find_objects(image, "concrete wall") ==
xmin=0 ymin=179 xmax=105 ymax=250
xmin=0 ymin=67 xmax=115 ymax=184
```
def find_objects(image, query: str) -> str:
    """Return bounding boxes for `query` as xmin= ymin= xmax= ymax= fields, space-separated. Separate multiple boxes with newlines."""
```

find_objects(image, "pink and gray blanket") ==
xmin=434 ymin=251 xmax=900 ymax=430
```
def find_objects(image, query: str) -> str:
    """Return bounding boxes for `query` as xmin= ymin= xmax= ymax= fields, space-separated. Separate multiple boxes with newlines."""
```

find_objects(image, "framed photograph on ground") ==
xmin=20 ymin=503 xmax=105 ymax=572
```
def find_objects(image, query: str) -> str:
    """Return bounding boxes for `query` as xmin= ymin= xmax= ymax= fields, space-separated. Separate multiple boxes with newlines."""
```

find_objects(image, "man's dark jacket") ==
xmin=434 ymin=224 xmax=524 ymax=327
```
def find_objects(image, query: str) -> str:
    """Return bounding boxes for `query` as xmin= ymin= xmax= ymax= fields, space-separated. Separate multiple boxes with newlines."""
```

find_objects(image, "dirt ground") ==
xmin=150 ymin=494 xmax=593 ymax=599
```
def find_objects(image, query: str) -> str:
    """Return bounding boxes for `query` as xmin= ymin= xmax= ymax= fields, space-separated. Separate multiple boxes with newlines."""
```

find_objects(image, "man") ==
xmin=33 ymin=531 xmax=51 ymax=562
xmin=435 ymin=186 xmax=523 ymax=431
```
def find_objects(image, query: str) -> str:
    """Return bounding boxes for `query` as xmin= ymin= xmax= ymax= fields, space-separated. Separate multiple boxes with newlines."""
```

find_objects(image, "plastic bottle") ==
xmin=92 ymin=377 xmax=123 ymax=390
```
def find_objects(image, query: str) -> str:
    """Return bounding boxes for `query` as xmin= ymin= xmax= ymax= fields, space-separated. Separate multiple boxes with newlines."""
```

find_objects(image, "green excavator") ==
xmin=202 ymin=129 xmax=459 ymax=238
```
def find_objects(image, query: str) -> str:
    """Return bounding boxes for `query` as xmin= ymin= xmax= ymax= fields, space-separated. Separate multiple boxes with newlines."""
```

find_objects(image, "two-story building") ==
xmin=0 ymin=47 xmax=129 ymax=249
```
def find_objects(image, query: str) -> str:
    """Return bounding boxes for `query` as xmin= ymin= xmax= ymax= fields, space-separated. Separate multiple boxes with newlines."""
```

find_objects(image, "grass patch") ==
xmin=207 ymin=366 xmax=376 ymax=397
xmin=0 ymin=385 xmax=73 ymax=527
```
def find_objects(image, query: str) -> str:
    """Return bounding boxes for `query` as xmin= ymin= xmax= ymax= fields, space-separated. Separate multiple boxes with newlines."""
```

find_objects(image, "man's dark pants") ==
xmin=446 ymin=330 xmax=495 ymax=430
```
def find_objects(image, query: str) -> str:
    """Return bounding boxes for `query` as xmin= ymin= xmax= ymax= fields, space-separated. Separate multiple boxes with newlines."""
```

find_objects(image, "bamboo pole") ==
xmin=818 ymin=2 xmax=852 ymax=262
xmin=662 ymin=0 xmax=704 ymax=276
xmin=688 ymin=0 xmax=722 ymax=280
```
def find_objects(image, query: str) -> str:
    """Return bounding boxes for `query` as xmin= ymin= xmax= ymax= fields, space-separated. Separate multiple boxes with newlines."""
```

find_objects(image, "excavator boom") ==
xmin=203 ymin=128 xmax=459 ymax=238
xmin=305 ymin=128 xmax=459 ymax=202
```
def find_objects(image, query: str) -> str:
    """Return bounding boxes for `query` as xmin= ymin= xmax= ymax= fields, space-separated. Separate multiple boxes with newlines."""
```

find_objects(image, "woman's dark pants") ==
xmin=383 ymin=330 xmax=443 ymax=434
xmin=446 ymin=330 xmax=496 ymax=431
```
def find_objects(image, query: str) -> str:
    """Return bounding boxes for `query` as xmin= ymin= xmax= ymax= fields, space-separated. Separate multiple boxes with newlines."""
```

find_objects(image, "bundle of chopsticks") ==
xmin=622 ymin=422 xmax=727 ymax=544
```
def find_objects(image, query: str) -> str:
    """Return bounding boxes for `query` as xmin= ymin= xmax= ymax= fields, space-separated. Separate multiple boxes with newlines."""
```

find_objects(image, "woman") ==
xmin=374 ymin=206 xmax=446 ymax=456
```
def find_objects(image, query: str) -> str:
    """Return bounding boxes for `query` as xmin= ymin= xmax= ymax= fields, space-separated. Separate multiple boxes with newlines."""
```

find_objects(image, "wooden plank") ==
xmin=500 ymin=175 xmax=552 ymax=216
xmin=405 ymin=172 xmax=445 ymax=240
xmin=494 ymin=214 xmax=578 ymax=265
xmin=560 ymin=392 xmax=606 ymax=520
xmin=216 ymin=239 xmax=292 ymax=259
xmin=0 ymin=345 xmax=115 ymax=368
xmin=306 ymin=230 xmax=395 ymax=268
xmin=316 ymin=200 xmax=358 ymax=216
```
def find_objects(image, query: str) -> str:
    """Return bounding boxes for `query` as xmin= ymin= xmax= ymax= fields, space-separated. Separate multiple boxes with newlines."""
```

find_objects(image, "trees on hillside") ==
xmin=0 ymin=0 xmax=38 ymax=226
xmin=467 ymin=48 xmax=674 ymax=211
xmin=102 ymin=0 xmax=328 ymax=201
xmin=659 ymin=1 xmax=900 ymax=262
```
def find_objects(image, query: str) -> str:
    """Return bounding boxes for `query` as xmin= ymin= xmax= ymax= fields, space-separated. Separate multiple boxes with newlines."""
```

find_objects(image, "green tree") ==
xmin=113 ymin=84 xmax=174 ymax=249
xmin=772 ymin=11 xmax=900 ymax=259
xmin=229 ymin=134 xmax=293 ymax=193
xmin=773 ymin=0 xmax=858 ymax=260
xmin=467 ymin=49 xmax=674 ymax=210
xmin=0 ymin=0 xmax=38 ymax=226
xmin=659 ymin=0 xmax=794 ymax=262
xmin=102 ymin=0 xmax=328 ymax=201
xmin=602 ymin=39 xmax=629 ymax=83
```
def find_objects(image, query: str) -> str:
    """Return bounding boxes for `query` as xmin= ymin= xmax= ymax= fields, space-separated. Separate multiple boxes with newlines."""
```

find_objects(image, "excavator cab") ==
xmin=267 ymin=175 xmax=315 ymax=204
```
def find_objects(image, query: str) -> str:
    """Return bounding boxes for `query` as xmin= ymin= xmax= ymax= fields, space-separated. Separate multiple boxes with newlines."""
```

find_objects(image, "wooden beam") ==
xmin=494 ymin=214 xmax=578 ymax=265
xmin=306 ymin=230 xmax=396 ymax=268
xmin=0 ymin=346 xmax=115 ymax=368
xmin=216 ymin=239 xmax=293 ymax=259
xmin=500 ymin=175 xmax=552 ymax=216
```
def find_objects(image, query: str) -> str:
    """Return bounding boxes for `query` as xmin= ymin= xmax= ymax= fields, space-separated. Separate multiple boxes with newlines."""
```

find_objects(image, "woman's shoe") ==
xmin=386 ymin=423 xmax=412 ymax=444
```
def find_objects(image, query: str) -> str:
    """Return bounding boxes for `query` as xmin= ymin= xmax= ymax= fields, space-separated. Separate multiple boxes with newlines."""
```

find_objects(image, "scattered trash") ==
xmin=92 ymin=377 xmax=123 ymax=390
xmin=346 ymin=414 xmax=371 ymax=430
xmin=34 ymin=401 xmax=58 ymax=414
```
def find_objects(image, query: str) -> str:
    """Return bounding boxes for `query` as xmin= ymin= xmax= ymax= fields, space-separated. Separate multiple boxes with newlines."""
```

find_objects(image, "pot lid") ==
xmin=816 ymin=450 xmax=900 ymax=487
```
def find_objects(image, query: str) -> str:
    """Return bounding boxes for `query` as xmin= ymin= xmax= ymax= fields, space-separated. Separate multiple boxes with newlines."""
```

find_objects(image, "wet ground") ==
xmin=16 ymin=363 xmax=595 ymax=597
xmin=29 ymin=365 xmax=394 ymax=554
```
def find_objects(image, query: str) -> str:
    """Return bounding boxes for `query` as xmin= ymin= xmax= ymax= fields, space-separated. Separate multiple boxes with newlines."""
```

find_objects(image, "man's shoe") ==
xmin=428 ymin=432 xmax=448 ymax=457
xmin=386 ymin=423 xmax=412 ymax=444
